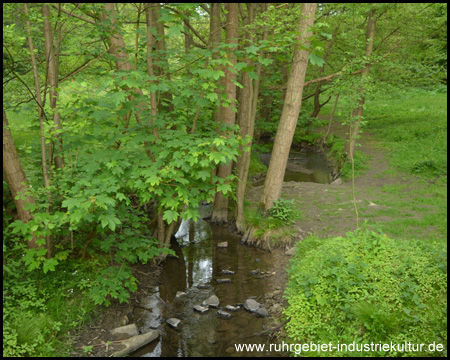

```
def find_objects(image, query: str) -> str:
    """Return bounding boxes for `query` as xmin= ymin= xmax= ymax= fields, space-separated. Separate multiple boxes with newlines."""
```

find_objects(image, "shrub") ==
xmin=284 ymin=225 xmax=447 ymax=357
xmin=269 ymin=198 xmax=297 ymax=224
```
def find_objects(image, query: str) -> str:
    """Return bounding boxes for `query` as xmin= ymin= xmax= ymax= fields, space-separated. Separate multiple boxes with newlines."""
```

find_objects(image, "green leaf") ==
xmin=246 ymin=45 xmax=259 ymax=55
xmin=43 ymin=258 xmax=59 ymax=274
xmin=308 ymin=53 xmax=325 ymax=67
xmin=163 ymin=210 xmax=178 ymax=224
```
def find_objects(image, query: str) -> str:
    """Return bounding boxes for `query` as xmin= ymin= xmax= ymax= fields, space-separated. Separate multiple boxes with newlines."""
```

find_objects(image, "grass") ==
xmin=365 ymin=87 xmax=447 ymax=178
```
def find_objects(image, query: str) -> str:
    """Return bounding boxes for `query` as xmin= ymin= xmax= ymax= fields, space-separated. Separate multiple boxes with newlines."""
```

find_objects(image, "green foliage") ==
xmin=248 ymin=152 xmax=267 ymax=178
xmin=284 ymin=225 xmax=447 ymax=356
xmin=3 ymin=261 xmax=98 ymax=356
xmin=269 ymin=198 xmax=297 ymax=224
xmin=89 ymin=265 xmax=137 ymax=306
xmin=245 ymin=198 xmax=301 ymax=244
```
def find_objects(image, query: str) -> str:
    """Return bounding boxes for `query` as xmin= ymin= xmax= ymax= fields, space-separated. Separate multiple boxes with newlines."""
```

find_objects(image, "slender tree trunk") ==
xmin=23 ymin=3 xmax=50 ymax=189
xmin=42 ymin=4 xmax=64 ymax=170
xmin=344 ymin=8 xmax=377 ymax=160
xmin=24 ymin=3 xmax=53 ymax=256
xmin=309 ymin=25 xmax=340 ymax=121
xmin=236 ymin=4 xmax=267 ymax=232
xmin=145 ymin=3 xmax=158 ymax=124
xmin=211 ymin=3 xmax=239 ymax=224
xmin=148 ymin=3 xmax=174 ymax=113
xmin=3 ymin=108 xmax=41 ymax=250
xmin=210 ymin=3 xmax=222 ymax=124
xmin=323 ymin=93 xmax=340 ymax=143
xmin=260 ymin=3 xmax=318 ymax=214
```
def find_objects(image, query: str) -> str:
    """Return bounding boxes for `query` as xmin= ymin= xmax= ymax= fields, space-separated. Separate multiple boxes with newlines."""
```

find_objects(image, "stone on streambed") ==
xmin=197 ymin=283 xmax=211 ymax=289
xmin=202 ymin=295 xmax=220 ymax=308
xmin=255 ymin=307 xmax=269 ymax=318
xmin=216 ymin=278 xmax=232 ymax=284
xmin=221 ymin=269 xmax=235 ymax=275
xmin=193 ymin=305 xmax=209 ymax=313
xmin=224 ymin=305 xmax=240 ymax=311
xmin=217 ymin=242 xmax=228 ymax=248
xmin=175 ymin=291 xmax=186 ymax=298
xmin=244 ymin=298 xmax=260 ymax=312
xmin=113 ymin=330 xmax=160 ymax=357
xmin=166 ymin=318 xmax=181 ymax=329
xmin=217 ymin=310 xmax=232 ymax=319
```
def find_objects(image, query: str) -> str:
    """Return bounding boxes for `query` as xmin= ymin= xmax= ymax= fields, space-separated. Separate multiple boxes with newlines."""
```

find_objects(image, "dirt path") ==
xmin=248 ymin=119 xmax=442 ymax=243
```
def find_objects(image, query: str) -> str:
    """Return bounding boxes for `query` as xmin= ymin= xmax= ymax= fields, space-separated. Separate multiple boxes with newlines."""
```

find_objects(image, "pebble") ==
xmin=193 ymin=305 xmax=209 ymax=313
xmin=166 ymin=318 xmax=181 ymax=329
xmin=217 ymin=242 xmax=228 ymax=248
xmin=224 ymin=305 xmax=240 ymax=311
xmin=244 ymin=298 xmax=260 ymax=312
xmin=197 ymin=283 xmax=210 ymax=289
xmin=216 ymin=278 xmax=231 ymax=284
xmin=221 ymin=269 xmax=235 ymax=275
xmin=202 ymin=295 xmax=220 ymax=308
xmin=256 ymin=308 xmax=269 ymax=318
xmin=217 ymin=310 xmax=232 ymax=319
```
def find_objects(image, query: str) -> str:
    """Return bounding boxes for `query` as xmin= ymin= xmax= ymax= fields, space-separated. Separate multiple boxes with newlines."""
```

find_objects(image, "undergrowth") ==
xmin=284 ymin=225 xmax=447 ymax=357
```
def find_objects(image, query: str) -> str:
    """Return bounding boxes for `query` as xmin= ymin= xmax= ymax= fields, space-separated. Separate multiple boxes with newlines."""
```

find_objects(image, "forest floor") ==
xmin=70 ymin=118 xmax=445 ymax=356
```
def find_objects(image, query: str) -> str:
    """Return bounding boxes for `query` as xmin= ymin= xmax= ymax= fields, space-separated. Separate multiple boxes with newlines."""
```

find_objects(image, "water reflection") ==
xmin=132 ymin=208 xmax=276 ymax=357
xmin=258 ymin=150 xmax=333 ymax=184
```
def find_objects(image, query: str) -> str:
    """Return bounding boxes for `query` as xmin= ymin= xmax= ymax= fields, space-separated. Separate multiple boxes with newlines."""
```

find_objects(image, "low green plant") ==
xmin=284 ymin=225 xmax=447 ymax=357
xmin=269 ymin=198 xmax=297 ymax=224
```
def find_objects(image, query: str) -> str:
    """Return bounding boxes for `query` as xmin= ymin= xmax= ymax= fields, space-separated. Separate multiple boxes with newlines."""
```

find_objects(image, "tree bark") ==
xmin=260 ymin=3 xmax=318 ymax=214
xmin=42 ymin=4 xmax=64 ymax=169
xmin=147 ymin=3 xmax=174 ymax=113
xmin=309 ymin=25 xmax=339 ymax=120
xmin=211 ymin=3 xmax=239 ymax=224
xmin=23 ymin=3 xmax=50 ymax=189
xmin=343 ymin=8 xmax=377 ymax=161
xmin=3 ymin=108 xmax=41 ymax=249
xmin=210 ymin=3 xmax=222 ymax=124
xmin=236 ymin=4 xmax=267 ymax=233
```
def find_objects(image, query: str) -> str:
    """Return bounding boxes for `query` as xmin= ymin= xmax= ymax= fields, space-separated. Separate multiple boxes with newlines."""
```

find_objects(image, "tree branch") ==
xmin=50 ymin=4 xmax=96 ymax=24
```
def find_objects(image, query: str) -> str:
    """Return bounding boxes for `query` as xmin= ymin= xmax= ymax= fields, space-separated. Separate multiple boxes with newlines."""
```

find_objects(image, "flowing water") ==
xmin=131 ymin=150 xmax=332 ymax=356
xmin=132 ymin=204 xmax=277 ymax=357
xmin=257 ymin=149 xmax=333 ymax=184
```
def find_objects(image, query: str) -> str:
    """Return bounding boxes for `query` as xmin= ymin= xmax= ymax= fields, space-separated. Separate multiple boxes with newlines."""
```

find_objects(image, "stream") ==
xmin=130 ymin=150 xmax=332 ymax=357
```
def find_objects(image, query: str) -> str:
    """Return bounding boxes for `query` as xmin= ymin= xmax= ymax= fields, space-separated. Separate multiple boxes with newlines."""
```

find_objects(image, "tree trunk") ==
xmin=260 ymin=3 xmax=318 ymax=215
xmin=236 ymin=4 xmax=267 ymax=233
xmin=210 ymin=3 xmax=222 ymax=124
xmin=211 ymin=3 xmax=239 ymax=224
xmin=42 ymin=4 xmax=64 ymax=170
xmin=148 ymin=3 xmax=174 ymax=113
xmin=3 ymin=108 xmax=41 ymax=250
xmin=309 ymin=25 xmax=340 ymax=121
xmin=344 ymin=8 xmax=377 ymax=160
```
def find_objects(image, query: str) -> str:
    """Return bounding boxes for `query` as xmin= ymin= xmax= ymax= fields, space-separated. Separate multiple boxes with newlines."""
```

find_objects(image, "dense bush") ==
xmin=284 ymin=225 xmax=447 ymax=357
